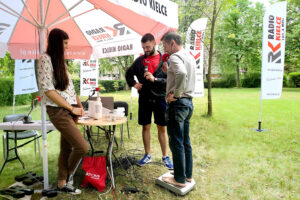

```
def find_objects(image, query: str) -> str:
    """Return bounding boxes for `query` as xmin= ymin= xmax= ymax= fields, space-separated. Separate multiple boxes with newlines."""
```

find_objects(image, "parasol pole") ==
xmin=39 ymin=0 xmax=49 ymax=190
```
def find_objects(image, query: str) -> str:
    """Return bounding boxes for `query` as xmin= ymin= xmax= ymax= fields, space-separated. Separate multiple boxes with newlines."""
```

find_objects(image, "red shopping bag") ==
xmin=80 ymin=156 xmax=107 ymax=192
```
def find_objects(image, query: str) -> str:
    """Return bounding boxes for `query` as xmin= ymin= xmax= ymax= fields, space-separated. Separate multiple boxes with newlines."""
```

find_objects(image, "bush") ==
xmin=0 ymin=78 xmax=32 ymax=106
xmin=204 ymin=73 xmax=236 ymax=88
xmin=72 ymin=79 xmax=126 ymax=93
xmin=99 ymin=80 xmax=126 ymax=93
xmin=0 ymin=78 xmax=127 ymax=106
xmin=241 ymin=72 xmax=261 ymax=88
xmin=220 ymin=73 xmax=236 ymax=88
xmin=288 ymin=72 xmax=300 ymax=87
xmin=72 ymin=78 xmax=80 ymax=94
xmin=283 ymin=73 xmax=288 ymax=87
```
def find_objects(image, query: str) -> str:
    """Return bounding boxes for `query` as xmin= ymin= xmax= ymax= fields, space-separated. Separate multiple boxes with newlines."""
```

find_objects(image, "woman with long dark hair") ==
xmin=37 ymin=28 xmax=88 ymax=195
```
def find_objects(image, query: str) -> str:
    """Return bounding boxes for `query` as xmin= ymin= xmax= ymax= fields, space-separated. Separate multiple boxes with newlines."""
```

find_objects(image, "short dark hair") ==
xmin=161 ymin=31 xmax=182 ymax=46
xmin=141 ymin=33 xmax=155 ymax=43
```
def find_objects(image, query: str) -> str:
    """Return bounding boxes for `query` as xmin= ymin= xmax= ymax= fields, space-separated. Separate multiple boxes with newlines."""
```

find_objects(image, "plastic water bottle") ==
xmin=93 ymin=89 xmax=102 ymax=119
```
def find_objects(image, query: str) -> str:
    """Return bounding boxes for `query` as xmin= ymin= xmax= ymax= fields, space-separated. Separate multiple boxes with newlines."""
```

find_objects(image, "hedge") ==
xmin=0 ymin=78 xmax=127 ymax=106
xmin=241 ymin=72 xmax=261 ymax=88
xmin=288 ymin=72 xmax=300 ymax=87
xmin=283 ymin=73 xmax=288 ymax=87
xmin=0 ymin=72 xmax=295 ymax=106
xmin=204 ymin=73 xmax=236 ymax=88
xmin=72 ymin=78 xmax=126 ymax=93
xmin=98 ymin=80 xmax=126 ymax=93
xmin=0 ymin=79 xmax=32 ymax=106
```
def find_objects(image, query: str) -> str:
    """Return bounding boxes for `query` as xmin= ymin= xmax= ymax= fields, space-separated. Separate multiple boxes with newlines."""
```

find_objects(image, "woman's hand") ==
xmin=71 ymin=107 xmax=84 ymax=116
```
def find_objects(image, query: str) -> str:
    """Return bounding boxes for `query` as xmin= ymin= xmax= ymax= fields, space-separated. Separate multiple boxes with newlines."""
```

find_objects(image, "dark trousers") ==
xmin=47 ymin=106 xmax=88 ymax=181
xmin=166 ymin=98 xmax=193 ymax=183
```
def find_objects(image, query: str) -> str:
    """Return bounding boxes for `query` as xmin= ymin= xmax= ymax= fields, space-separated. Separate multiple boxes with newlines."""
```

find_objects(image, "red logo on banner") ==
xmin=104 ymin=23 xmax=131 ymax=37
xmin=190 ymin=52 xmax=200 ymax=60
xmin=267 ymin=15 xmax=282 ymax=64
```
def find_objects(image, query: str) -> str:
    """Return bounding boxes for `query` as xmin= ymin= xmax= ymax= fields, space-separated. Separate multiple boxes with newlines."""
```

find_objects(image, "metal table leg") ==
xmin=107 ymin=125 xmax=116 ymax=189
xmin=0 ymin=131 xmax=25 ymax=175
xmin=85 ymin=126 xmax=95 ymax=156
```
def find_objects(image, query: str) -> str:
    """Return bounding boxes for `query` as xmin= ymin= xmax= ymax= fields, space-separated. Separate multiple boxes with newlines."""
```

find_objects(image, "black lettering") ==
xmin=149 ymin=0 xmax=154 ymax=10
xmin=148 ymin=0 xmax=167 ymax=16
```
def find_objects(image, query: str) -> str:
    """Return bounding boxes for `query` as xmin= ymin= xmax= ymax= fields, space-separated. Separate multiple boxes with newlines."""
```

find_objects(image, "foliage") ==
xmin=241 ymin=72 xmax=261 ymax=88
xmin=72 ymin=78 xmax=124 ymax=94
xmin=72 ymin=78 xmax=80 ymax=94
xmin=99 ymin=80 xmax=126 ymax=93
xmin=0 ymin=52 xmax=15 ymax=78
xmin=172 ymin=0 xmax=207 ymax=41
xmin=288 ymin=72 xmax=300 ymax=87
xmin=0 ymin=77 xmax=126 ymax=105
xmin=99 ymin=55 xmax=134 ymax=80
xmin=66 ymin=60 xmax=80 ymax=78
xmin=0 ymin=78 xmax=32 ymax=106
xmin=284 ymin=0 xmax=300 ymax=73
xmin=283 ymin=73 xmax=288 ymax=87
xmin=204 ymin=73 xmax=236 ymax=88
xmin=215 ymin=0 xmax=264 ymax=87
xmin=113 ymin=81 xmax=119 ymax=91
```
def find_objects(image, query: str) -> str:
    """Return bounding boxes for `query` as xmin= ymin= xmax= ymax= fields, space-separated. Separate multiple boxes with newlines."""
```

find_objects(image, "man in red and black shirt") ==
xmin=126 ymin=33 xmax=173 ymax=169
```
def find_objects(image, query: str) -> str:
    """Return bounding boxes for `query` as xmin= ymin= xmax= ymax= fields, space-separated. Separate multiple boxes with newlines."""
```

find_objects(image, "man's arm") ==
xmin=125 ymin=61 xmax=137 ymax=87
xmin=126 ymin=59 xmax=143 ymax=90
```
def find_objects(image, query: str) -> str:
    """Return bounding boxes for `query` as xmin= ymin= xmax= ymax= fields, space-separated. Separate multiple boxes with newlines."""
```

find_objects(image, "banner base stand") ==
xmin=252 ymin=128 xmax=267 ymax=132
xmin=252 ymin=121 xmax=267 ymax=132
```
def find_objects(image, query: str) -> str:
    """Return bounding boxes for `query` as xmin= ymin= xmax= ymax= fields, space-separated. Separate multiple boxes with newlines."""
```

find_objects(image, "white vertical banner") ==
xmin=261 ymin=2 xmax=287 ymax=99
xmin=185 ymin=18 xmax=207 ymax=97
xmin=80 ymin=59 xmax=99 ymax=96
xmin=14 ymin=59 xmax=38 ymax=95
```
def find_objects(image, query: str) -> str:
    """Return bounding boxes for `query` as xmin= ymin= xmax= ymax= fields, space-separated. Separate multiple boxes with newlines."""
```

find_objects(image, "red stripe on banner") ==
xmin=87 ymin=0 xmax=175 ymax=43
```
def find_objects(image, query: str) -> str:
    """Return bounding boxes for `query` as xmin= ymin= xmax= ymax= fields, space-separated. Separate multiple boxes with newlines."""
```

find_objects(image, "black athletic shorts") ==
xmin=138 ymin=95 xmax=167 ymax=126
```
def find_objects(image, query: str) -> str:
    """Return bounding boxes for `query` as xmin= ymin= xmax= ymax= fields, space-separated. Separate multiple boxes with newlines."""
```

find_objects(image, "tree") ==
xmin=0 ymin=51 xmax=15 ymax=78
xmin=284 ymin=0 xmax=300 ymax=73
xmin=173 ymin=0 xmax=232 ymax=116
xmin=202 ymin=0 xmax=233 ymax=116
xmin=215 ymin=0 xmax=264 ymax=87
xmin=99 ymin=55 xmax=133 ymax=83
xmin=173 ymin=0 xmax=206 ymax=34
xmin=66 ymin=60 xmax=80 ymax=78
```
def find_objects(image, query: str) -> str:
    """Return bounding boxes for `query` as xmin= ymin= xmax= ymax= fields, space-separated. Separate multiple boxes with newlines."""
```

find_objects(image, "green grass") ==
xmin=0 ymin=88 xmax=299 ymax=200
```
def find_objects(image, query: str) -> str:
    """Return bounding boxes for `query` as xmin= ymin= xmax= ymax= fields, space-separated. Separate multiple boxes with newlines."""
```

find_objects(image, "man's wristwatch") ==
xmin=154 ymin=77 xmax=158 ymax=82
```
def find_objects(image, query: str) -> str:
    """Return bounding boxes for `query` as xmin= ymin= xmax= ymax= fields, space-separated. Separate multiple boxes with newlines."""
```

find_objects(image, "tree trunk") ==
xmin=207 ymin=0 xmax=217 ymax=116
xmin=235 ymin=54 xmax=240 ymax=88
